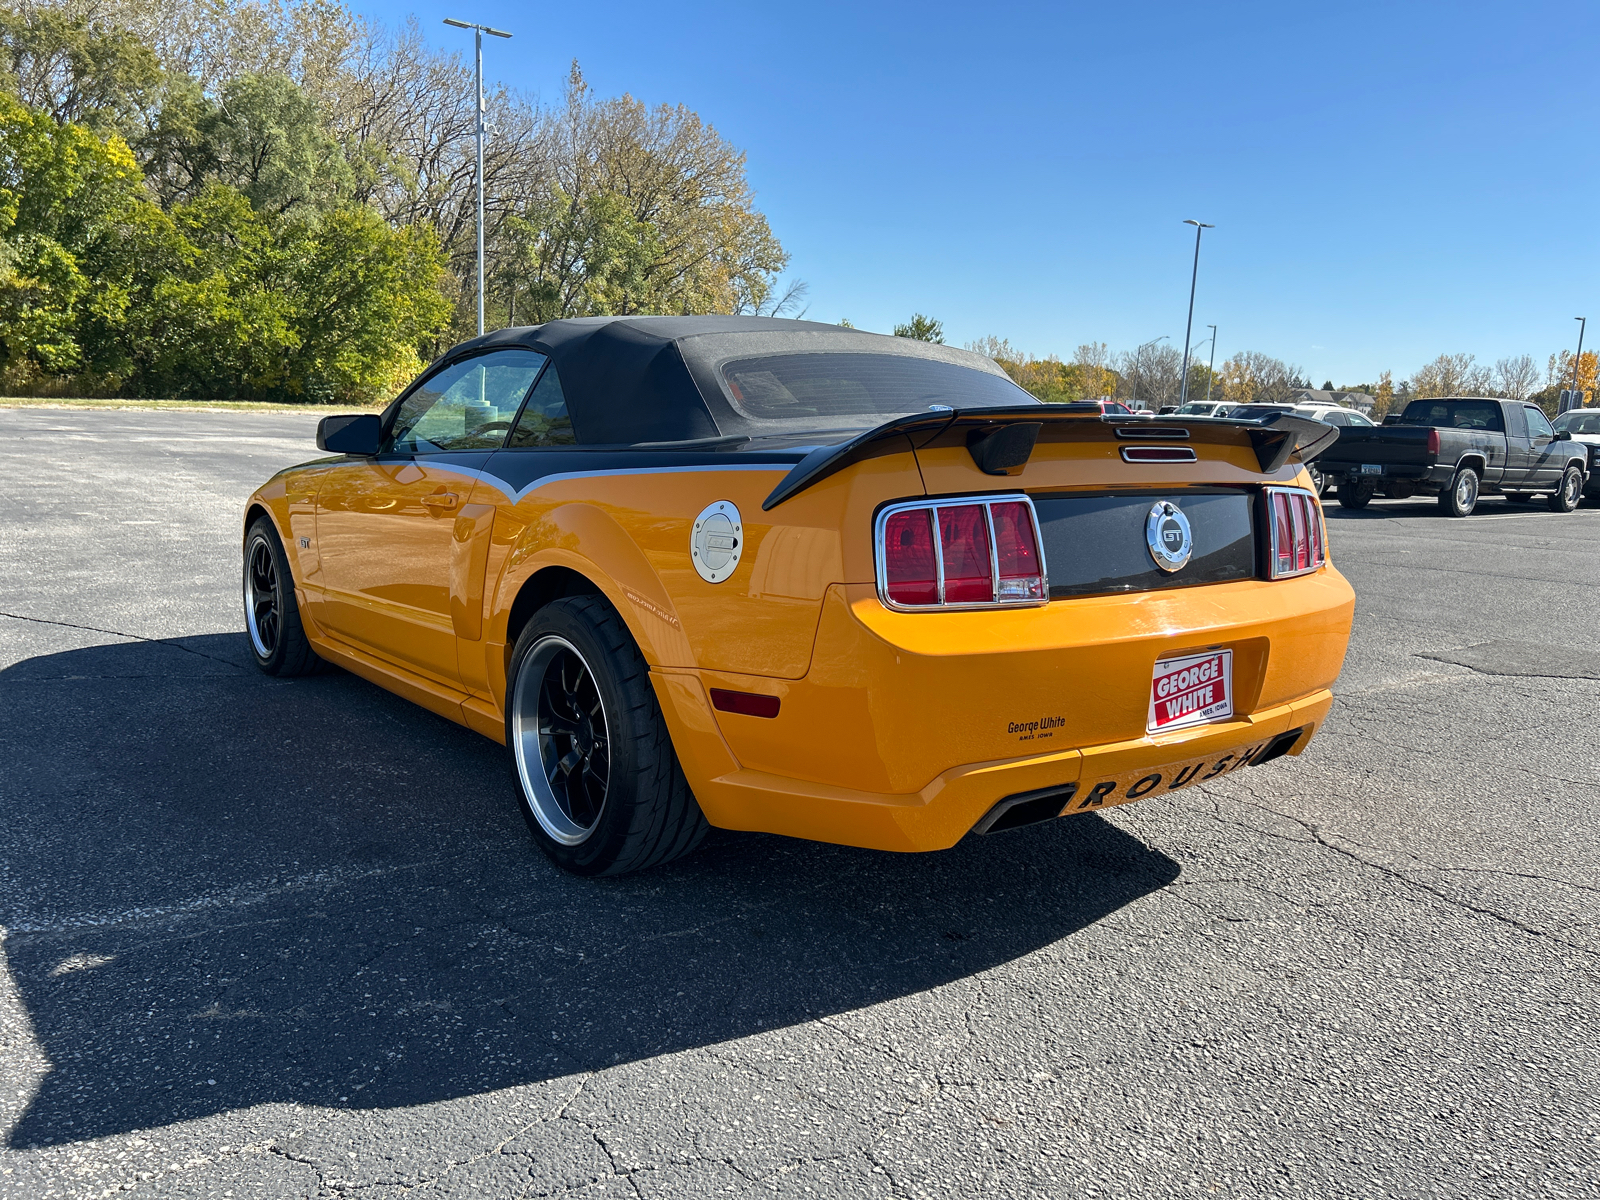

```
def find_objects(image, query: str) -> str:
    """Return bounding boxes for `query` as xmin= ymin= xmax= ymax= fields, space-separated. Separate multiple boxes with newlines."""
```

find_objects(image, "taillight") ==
xmin=1427 ymin=428 xmax=1441 ymax=456
xmin=876 ymin=495 xmax=1048 ymax=610
xmin=937 ymin=504 xmax=992 ymax=602
xmin=883 ymin=508 xmax=937 ymax=606
xmin=990 ymin=501 xmax=1045 ymax=601
xmin=1267 ymin=487 xmax=1326 ymax=579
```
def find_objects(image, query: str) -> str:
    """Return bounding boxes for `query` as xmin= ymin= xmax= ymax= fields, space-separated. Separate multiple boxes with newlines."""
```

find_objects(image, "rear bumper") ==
xmin=654 ymin=568 xmax=1355 ymax=853
xmin=1323 ymin=462 xmax=1451 ymax=487
xmin=668 ymin=689 xmax=1330 ymax=852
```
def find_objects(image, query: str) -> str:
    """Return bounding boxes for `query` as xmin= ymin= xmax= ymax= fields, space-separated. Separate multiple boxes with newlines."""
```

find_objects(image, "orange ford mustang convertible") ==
xmin=243 ymin=316 xmax=1355 ymax=875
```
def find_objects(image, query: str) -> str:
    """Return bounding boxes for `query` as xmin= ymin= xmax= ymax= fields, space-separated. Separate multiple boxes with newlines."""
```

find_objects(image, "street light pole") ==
xmin=1178 ymin=219 xmax=1213 ymax=407
xmin=1131 ymin=335 xmax=1168 ymax=410
xmin=444 ymin=17 xmax=512 ymax=338
xmin=1203 ymin=324 xmax=1218 ymax=405
xmin=1566 ymin=316 xmax=1588 ymax=412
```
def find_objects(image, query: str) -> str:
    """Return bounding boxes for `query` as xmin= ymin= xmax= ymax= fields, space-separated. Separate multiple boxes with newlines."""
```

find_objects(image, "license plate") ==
xmin=1358 ymin=463 xmax=1385 ymax=475
xmin=1148 ymin=649 xmax=1233 ymax=734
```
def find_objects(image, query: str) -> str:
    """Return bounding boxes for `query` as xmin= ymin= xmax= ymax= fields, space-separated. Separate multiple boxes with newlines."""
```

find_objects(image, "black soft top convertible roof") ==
xmin=444 ymin=315 xmax=1021 ymax=445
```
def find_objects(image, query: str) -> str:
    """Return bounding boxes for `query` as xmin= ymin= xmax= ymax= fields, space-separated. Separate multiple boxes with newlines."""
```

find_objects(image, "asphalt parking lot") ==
xmin=1 ymin=407 xmax=1596 ymax=1200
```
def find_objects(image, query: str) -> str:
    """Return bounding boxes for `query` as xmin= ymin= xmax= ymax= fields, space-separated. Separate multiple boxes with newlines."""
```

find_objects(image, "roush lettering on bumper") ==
xmin=973 ymin=726 xmax=1309 ymax=835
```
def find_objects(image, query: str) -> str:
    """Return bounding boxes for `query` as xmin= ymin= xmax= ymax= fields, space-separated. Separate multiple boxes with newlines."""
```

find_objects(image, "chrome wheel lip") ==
xmin=244 ymin=535 xmax=278 ymax=659
xmin=1456 ymin=471 xmax=1478 ymax=509
xmin=511 ymin=634 xmax=609 ymax=847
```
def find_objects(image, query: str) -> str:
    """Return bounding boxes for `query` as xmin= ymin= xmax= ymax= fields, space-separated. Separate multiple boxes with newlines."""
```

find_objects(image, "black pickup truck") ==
xmin=1316 ymin=397 xmax=1589 ymax=516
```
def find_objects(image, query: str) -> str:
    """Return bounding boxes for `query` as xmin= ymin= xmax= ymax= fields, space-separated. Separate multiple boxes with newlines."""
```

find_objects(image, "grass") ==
xmin=0 ymin=396 xmax=383 ymax=413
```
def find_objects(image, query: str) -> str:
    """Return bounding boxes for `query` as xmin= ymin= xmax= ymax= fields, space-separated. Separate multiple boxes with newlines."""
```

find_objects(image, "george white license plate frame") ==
xmin=1148 ymin=649 xmax=1235 ymax=734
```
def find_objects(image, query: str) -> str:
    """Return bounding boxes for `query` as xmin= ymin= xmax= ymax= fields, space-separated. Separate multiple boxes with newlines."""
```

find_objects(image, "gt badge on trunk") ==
xmin=1146 ymin=500 xmax=1192 ymax=572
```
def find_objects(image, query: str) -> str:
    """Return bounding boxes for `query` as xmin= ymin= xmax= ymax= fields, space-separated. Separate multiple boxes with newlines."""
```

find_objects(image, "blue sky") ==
xmin=357 ymin=0 xmax=1599 ymax=385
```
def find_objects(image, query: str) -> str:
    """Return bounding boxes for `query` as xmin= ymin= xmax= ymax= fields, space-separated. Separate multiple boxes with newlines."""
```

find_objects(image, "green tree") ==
xmin=494 ymin=186 xmax=661 ymax=325
xmin=0 ymin=90 xmax=146 ymax=381
xmin=110 ymin=183 xmax=448 ymax=402
xmin=141 ymin=71 xmax=351 ymax=214
xmin=0 ymin=4 xmax=162 ymax=137
xmin=894 ymin=313 xmax=943 ymax=343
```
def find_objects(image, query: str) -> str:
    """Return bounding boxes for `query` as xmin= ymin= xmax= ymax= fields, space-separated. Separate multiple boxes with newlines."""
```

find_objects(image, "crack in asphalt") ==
xmin=1195 ymin=780 xmax=1600 ymax=960
xmin=0 ymin=611 xmax=250 ymax=674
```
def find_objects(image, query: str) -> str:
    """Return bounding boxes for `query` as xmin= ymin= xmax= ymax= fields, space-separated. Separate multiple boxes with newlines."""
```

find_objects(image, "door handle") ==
xmin=421 ymin=492 xmax=459 ymax=510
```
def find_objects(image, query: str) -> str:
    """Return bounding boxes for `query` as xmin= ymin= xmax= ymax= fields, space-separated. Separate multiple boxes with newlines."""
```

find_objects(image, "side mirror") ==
xmin=317 ymin=413 xmax=382 ymax=455
xmin=1554 ymin=429 xmax=1572 ymax=441
xmin=1382 ymin=413 xmax=1401 ymax=424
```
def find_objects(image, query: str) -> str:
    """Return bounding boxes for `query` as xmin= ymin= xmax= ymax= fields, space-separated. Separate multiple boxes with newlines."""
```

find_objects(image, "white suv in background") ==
xmin=1295 ymin=404 xmax=1376 ymax=429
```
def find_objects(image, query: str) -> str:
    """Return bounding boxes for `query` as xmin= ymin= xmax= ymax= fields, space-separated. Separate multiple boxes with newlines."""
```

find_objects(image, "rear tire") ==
xmin=1337 ymin=480 xmax=1375 ymax=510
xmin=1548 ymin=465 xmax=1583 ymax=513
xmin=506 ymin=596 xmax=708 ymax=876
xmin=1438 ymin=467 xmax=1479 ymax=517
xmin=243 ymin=518 xmax=325 ymax=676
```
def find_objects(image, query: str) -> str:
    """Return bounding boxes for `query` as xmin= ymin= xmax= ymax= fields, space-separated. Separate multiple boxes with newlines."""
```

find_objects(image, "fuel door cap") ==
xmin=692 ymin=501 xmax=743 ymax=584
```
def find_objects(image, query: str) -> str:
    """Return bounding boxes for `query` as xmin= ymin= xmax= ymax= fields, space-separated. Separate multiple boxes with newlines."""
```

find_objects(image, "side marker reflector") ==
xmin=710 ymin=688 xmax=781 ymax=719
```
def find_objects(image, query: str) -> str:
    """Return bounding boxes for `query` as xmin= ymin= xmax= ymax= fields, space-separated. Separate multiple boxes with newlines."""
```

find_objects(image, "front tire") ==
xmin=243 ymin=518 xmax=325 ymax=676
xmin=1438 ymin=466 xmax=1479 ymax=517
xmin=1337 ymin=479 xmax=1375 ymax=510
xmin=1548 ymin=465 xmax=1583 ymax=513
xmin=506 ymin=596 xmax=708 ymax=876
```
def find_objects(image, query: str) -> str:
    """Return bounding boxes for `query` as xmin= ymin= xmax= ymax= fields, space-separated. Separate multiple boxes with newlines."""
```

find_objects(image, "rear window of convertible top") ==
xmin=719 ymin=353 xmax=1036 ymax=429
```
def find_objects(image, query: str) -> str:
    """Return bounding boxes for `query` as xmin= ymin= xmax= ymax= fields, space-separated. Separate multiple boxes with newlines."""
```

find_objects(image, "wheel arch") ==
xmin=1454 ymin=453 xmax=1488 ymax=475
xmin=506 ymin=565 xmax=608 ymax=651
xmin=243 ymin=501 xmax=279 ymax=541
xmin=490 ymin=502 xmax=694 ymax=673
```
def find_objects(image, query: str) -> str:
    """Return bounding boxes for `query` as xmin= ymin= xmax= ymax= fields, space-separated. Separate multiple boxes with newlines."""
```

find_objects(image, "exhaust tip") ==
xmin=972 ymin=783 xmax=1079 ymax=835
xmin=1251 ymin=726 xmax=1308 ymax=767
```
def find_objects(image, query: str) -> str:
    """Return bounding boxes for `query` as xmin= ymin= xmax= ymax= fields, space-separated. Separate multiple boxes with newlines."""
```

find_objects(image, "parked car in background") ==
xmin=1551 ymin=408 xmax=1600 ymax=504
xmin=1294 ymin=407 xmax=1376 ymax=495
xmin=1173 ymin=400 xmax=1229 ymax=417
xmin=1316 ymin=397 xmax=1589 ymax=516
xmin=1295 ymin=404 xmax=1376 ymax=429
xmin=1223 ymin=403 xmax=1299 ymax=421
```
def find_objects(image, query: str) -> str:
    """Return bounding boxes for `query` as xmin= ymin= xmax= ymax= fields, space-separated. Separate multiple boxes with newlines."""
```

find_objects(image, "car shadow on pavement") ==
xmin=1 ymin=634 xmax=1179 ymax=1148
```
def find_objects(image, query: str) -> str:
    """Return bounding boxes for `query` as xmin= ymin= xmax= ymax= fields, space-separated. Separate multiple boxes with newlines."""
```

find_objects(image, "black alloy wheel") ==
xmin=246 ymin=535 xmax=281 ymax=658
xmin=506 ymin=595 xmax=708 ymax=876
xmin=517 ymin=636 xmax=611 ymax=842
xmin=243 ymin=518 xmax=325 ymax=676
xmin=1549 ymin=464 xmax=1584 ymax=513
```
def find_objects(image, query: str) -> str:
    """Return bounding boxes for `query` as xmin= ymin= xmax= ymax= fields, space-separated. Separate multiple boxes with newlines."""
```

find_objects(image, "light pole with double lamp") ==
xmin=1202 ymin=324 xmax=1218 ymax=406
xmin=444 ymin=17 xmax=512 ymax=337
xmin=1565 ymin=316 xmax=1588 ymax=413
xmin=1178 ymin=219 xmax=1213 ymax=407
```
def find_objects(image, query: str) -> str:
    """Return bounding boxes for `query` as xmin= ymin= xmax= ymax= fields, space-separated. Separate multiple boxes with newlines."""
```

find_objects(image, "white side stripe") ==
xmin=415 ymin=461 xmax=789 ymax=504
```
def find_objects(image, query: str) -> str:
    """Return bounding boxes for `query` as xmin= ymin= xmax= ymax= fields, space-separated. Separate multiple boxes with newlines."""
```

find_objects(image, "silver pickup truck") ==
xmin=1315 ymin=397 xmax=1590 ymax=516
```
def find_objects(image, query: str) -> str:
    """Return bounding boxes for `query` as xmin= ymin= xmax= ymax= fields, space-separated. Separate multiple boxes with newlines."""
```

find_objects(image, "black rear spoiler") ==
xmin=761 ymin=407 xmax=1340 ymax=510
